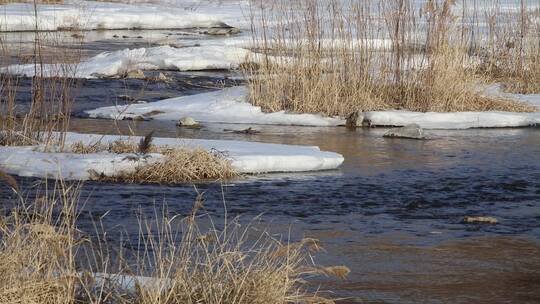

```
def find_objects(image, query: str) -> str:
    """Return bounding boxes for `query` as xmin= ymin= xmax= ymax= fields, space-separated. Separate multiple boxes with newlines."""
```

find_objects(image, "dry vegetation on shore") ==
xmin=0 ymin=178 xmax=348 ymax=304
xmin=107 ymin=147 xmax=237 ymax=184
xmin=70 ymin=135 xmax=238 ymax=184
xmin=244 ymin=0 xmax=539 ymax=117
xmin=0 ymin=12 xmax=83 ymax=148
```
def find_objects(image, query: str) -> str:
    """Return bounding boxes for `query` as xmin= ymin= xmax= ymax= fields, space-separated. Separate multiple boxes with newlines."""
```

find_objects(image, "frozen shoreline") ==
xmin=363 ymin=86 xmax=540 ymax=129
xmin=0 ymin=0 xmax=248 ymax=32
xmin=86 ymin=85 xmax=540 ymax=129
xmin=1 ymin=45 xmax=253 ymax=78
xmin=86 ymin=86 xmax=345 ymax=127
xmin=0 ymin=132 xmax=344 ymax=181
xmin=364 ymin=110 xmax=540 ymax=129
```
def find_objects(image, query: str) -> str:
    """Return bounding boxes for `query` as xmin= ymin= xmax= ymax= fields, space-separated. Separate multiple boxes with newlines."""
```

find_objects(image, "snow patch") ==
xmin=0 ymin=0 xmax=247 ymax=32
xmin=0 ymin=145 xmax=164 ymax=180
xmin=1 ymin=45 xmax=252 ymax=78
xmin=364 ymin=110 xmax=540 ymax=129
xmin=85 ymin=83 xmax=540 ymax=129
xmin=86 ymin=86 xmax=344 ymax=126
xmin=485 ymin=84 xmax=540 ymax=108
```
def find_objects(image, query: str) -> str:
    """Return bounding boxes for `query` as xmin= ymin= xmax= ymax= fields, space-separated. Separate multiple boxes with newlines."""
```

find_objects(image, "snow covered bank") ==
xmin=86 ymin=86 xmax=344 ymax=126
xmin=1 ymin=45 xmax=252 ymax=78
xmin=0 ymin=132 xmax=344 ymax=180
xmin=86 ymin=84 xmax=540 ymax=129
xmin=364 ymin=110 xmax=540 ymax=129
xmin=191 ymin=36 xmax=394 ymax=51
xmin=360 ymin=87 xmax=539 ymax=129
xmin=0 ymin=0 xmax=246 ymax=32
xmin=0 ymin=38 xmax=389 ymax=78
xmin=364 ymin=89 xmax=540 ymax=129
xmin=0 ymin=145 xmax=164 ymax=180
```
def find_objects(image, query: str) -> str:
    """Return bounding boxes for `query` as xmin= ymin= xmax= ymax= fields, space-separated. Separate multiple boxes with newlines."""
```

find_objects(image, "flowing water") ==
xmin=3 ymin=115 xmax=540 ymax=303
xmin=1 ymin=28 xmax=540 ymax=303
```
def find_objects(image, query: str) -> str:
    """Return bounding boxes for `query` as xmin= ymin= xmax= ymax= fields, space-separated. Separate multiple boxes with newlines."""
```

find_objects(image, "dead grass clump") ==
xmin=70 ymin=139 xmax=158 ymax=154
xmin=105 ymin=148 xmax=237 ymax=184
xmin=70 ymin=137 xmax=236 ymax=184
xmin=383 ymin=47 xmax=536 ymax=112
xmin=0 ymin=182 xmax=81 ymax=304
xmin=0 ymin=132 xmax=38 ymax=146
xmin=0 ymin=170 xmax=19 ymax=192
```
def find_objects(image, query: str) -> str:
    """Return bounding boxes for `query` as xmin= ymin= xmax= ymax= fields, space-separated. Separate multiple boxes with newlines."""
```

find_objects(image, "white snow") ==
xmin=0 ymin=0 xmax=247 ymax=32
xmin=364 ymin=110 xmax=540 ymax=129
xmin=86 ymin=84 xmax=540 ymax=129
xmin=0 ymin=132 xmax=344 ymax=180
xmin=355 ymin=85 xmax=539 ymax=130
xmin=90 ymin=272 xmax=170 ymax=291
xmin=485 ymin=84 xmax=540 ymax=108
xmin=0 ymin=45 xmax=253 ymax=78
xmin=0 ymin=38 xmax=386 ymax=78
xmin=86 ymin=86 xmax=345 ymax=126
xmin=0 ymin=145 xmax=164 ymax=180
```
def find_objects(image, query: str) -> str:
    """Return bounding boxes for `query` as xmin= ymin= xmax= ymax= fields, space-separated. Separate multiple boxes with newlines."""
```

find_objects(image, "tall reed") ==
xmin=476 ymin=0 xmax=540 ymax=93
xmin=0 ymin=176 xmax=348 ymax=303
xmin=244 ymin=0 xmax=536 ymax=117
xmin=0 ymin=0 xmax=81 ymax=147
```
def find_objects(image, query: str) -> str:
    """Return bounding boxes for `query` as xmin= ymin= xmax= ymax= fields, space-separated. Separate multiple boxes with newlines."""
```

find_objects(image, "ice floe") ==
xmin=86 ymin=86 xmax=345 ymax=126
xmin=0 ymin=45 xmax=252 ymax=78
xmin=0 ymin=132 xmax=344 ymax=180
xmin=0 ymin=38 xmax=388 ymax=78
xmin=364 ymin=110 xmax=540 ymax=129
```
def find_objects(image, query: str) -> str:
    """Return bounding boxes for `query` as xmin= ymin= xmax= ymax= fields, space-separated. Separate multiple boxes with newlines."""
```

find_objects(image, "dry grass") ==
xmin=0 ymin=0 xmax=85 ymax=148
xmin=70 ymin=139 xmax=152 ymax=154
xmin=0 ymin=35 xmax=81 ymax=149
xmin=244 ymin=0 xmax=536 ymax=117
xmin=130 ymin=194 xmax=345 ymax=304
xmin=0 ymin=176 xmax=348 ymax=304
xmin=474 ymin=0 xmax=540 ymax=94
xmin=104 ymin=147 xmax=237 ymax=184
xmin=71 ymin=140 xmax=237 ymax=183
xmin=0 ymin=180 xmax=80 ymax=304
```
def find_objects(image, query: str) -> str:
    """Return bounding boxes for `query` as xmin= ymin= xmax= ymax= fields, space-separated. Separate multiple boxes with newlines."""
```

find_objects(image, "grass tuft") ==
xmin=71 ymin=140 xmax=237 ymax=184
xmin=138 ymin=131 xmax=154 ymax=154
xmin=106 ymin=148 xmax=237 ymax=184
